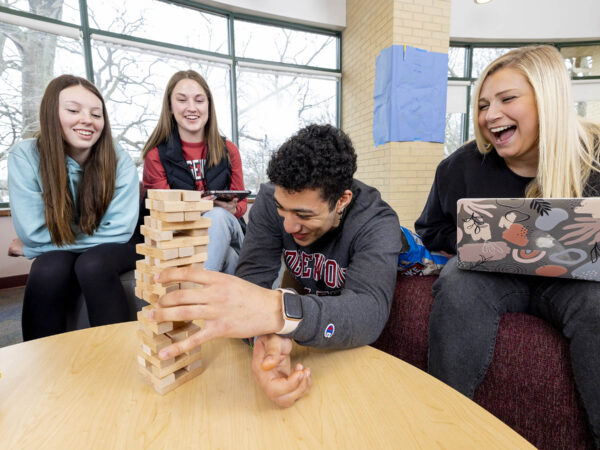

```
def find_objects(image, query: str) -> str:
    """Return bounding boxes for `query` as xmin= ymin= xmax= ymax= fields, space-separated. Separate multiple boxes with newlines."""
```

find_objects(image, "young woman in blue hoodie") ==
xmin=8 ymin=74 xmax=140 ymax=340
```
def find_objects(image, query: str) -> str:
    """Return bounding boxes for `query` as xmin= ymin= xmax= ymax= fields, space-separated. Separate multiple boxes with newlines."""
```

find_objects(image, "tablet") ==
xmin=202 ymin=190 xmax=251 ymax=202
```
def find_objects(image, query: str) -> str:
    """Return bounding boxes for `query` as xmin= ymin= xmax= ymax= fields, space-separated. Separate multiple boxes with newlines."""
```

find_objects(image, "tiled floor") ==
xmin=0 ymin=286 xmax=23 ymax=347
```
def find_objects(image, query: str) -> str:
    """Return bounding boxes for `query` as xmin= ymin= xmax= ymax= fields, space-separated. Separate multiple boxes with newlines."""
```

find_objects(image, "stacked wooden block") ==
xmin=135 ymin=189 xmax=212 ymax=394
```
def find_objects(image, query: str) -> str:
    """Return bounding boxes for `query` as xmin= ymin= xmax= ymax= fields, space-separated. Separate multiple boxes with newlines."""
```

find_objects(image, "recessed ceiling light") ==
xmin=474 ymin=0 xmax=493 ymax=4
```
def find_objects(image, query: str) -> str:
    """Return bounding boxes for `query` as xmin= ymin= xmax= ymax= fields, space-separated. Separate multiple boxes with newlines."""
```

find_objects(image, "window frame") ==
xmin=448 ymin=40 xmax=600 ymax=149
xmin=0 ymin=1 xmax=342 ymax=206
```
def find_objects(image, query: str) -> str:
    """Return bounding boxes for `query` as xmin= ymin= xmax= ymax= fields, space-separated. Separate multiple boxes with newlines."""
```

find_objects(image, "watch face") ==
xmin=284 ymin=294 xmax=303 ymax=320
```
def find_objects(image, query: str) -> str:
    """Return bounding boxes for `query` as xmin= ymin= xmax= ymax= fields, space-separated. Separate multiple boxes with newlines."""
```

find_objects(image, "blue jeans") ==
xmin=203 ymin=206 xmax=244 ymax=274
xmin=429 ymin=257 xmax=600 ymax=447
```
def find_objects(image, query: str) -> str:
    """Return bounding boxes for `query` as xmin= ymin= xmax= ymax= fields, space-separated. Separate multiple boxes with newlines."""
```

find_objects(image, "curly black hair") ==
xmin=267 ymin=124 xmax=357 ymax=210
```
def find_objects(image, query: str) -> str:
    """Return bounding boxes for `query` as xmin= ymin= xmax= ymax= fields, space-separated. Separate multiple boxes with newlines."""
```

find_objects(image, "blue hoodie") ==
xmin=8 ymin=138 xmax=139 ymax=259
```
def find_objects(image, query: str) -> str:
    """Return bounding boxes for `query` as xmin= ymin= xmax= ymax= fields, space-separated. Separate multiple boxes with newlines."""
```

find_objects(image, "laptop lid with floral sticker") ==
xmin=456 ymin=198 xmax=600 ymax=281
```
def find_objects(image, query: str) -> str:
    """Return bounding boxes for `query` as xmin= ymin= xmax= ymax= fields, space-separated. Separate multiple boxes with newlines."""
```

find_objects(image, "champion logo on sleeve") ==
xmin=324 ymin=323 xmax=335 ymax=338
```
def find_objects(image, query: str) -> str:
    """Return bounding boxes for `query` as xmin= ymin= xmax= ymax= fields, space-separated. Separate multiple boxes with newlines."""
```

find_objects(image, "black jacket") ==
xmin=157 ymin=129 xmax=231 ymax=191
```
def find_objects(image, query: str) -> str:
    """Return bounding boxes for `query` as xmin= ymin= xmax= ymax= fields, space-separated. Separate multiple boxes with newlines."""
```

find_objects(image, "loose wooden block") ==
xmin=148 ymin=199 xmax=213 ymax=213
xmin=181 ymin=191 xmax=203 ymax=201
xmin=166 ymin=322 xmax=200 ymax=342
xmin=146 ymin=350 xmax=203 ymax=379
xmin=180 ymin=281 xmax=200 ymax=289
xmin=137 ymin=349 xmax=176 ymax=369
xmin=137 ymin=309 xmax=174 ymax=335
xmin=155 ymin=235 xmax=210 ymax=250
xmin=137 ymin=260 xmax=193 ymax=277
xmin=185 ymin=358 xmax=203 ymax=372
xmin=152 ymin=365 xmax=203 ymax=395
xmin=150 ymin=217 xmax=211 ymax=231
xmin=135 ymin=278 xmax=161 ymax=304
xmin=177 ymin=228 xmax=209 ymax=237
xmin=138 ymin=321 xmax=159 ymax=338
xmin=142 ymin=272 xmax=153 ymax=284
xmin=184 ymin=211 xmax=203 ymax=221
xmin=138 ymin=364 xmax=176 ymax=390
xmin=141 ymin=343 xmax=152 ymax=356
xmin=149 ymin=210 xmax=186 ymax=222
xmin=136 ymin=260 xmax=162 ymax=275
xmin=194 ymin=245 xmax=208 ymax=255
xmin=152 ymin=252 xmax=208 ymax=268
xmin=136 ymin=329 xmax=172 ymax=353
xmin=148 ymin=282 xmax=179 ymax=297
xmin=178 ymin=246 xmax=194 ymax=258
xmin=140 ymin=225 xmax=173 ymax=242
xmin=147 ymin=189 xmax=183 ymax=201
xmin=137 ymin=355 xmax=151 ymax=369
xmin=143 ymin=292 xmax=160 ymax=305
xmin=136 ymin=244 xmax=180 ymax=261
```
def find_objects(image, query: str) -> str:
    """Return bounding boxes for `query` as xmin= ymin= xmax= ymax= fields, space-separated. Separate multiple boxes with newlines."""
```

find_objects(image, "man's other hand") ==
xmin=252 ymin=334 xmax=311 ymax=408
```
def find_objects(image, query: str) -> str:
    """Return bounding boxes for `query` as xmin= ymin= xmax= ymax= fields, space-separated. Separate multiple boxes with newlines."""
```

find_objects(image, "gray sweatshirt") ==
xmin=235 ymin=180 xmax=404 ymax=349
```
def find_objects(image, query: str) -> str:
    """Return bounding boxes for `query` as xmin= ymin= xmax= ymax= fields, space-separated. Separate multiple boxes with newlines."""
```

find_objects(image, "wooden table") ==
xmin=0 ymin=322 xmax=534 ymax=449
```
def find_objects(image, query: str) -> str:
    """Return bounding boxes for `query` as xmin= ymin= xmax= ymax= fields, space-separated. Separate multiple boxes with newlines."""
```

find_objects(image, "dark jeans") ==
xmin=22 ymin=238 xmax=140 ymax=341
xmin=429 ymin=257 xmax=600 ymax=447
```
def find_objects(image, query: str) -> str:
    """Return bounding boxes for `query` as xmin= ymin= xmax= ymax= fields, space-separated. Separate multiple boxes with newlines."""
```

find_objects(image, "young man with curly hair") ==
xmin=147 ymin=124 xmax=404 ymax=407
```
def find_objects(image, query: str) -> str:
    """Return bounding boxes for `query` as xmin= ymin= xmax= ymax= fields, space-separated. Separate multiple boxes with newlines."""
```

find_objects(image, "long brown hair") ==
xmin=142 ymin=70 xmax=227 ymax=167
xmin=38 ymin=74 xmax=116 ymax=245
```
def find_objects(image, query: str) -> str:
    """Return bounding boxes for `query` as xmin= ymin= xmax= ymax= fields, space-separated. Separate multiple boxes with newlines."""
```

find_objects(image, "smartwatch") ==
xmin=276 ymin=288 xmax=303 ymax=335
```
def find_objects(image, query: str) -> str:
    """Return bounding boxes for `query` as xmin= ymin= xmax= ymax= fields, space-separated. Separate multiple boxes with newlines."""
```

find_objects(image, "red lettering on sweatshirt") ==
xmin=284 ymin=250 xmax=346 ymax=289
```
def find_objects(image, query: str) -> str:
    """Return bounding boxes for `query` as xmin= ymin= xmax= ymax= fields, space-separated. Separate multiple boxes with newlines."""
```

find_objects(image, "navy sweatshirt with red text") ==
xmin=235 ymin=180 xmax=404 ymax=349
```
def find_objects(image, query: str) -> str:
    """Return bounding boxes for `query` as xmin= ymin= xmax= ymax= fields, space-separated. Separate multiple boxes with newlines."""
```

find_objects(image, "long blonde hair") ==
xmin=142 ymin=70 xmax=227 ymax=167
xmin=38 ymin=75 xmax=116 ymax=245
xmin=472 ymin=45 xmax=600 ymax=197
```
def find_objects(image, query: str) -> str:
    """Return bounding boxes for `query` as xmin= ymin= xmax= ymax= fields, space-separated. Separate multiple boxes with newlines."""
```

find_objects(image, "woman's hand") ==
xmin=8 ymin=238 xmax=24 ymax=257
xmin=214 ymin=198 xmax=238 ymax=215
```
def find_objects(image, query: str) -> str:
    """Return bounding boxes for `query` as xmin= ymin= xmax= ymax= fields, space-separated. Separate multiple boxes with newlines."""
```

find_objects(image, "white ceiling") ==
xmin=450 ymin=0 xmax=599 ymax=42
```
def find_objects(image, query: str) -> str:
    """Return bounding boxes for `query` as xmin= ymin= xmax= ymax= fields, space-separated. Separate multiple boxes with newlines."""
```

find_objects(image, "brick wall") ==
xmin=342 ymin=0 xmax=450 ymax=229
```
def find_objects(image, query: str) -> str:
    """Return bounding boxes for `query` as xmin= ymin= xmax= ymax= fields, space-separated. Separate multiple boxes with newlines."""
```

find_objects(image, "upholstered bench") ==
xmin=373 ymin=275 xmax=595 ymax=450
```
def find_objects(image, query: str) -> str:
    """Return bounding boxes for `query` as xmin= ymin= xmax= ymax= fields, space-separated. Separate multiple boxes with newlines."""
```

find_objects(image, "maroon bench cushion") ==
xmin=373 ymin=275 xmax=594 ymax=450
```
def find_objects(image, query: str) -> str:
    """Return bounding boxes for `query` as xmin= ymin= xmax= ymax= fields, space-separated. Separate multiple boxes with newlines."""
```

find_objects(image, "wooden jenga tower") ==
xmin=135 ymin=189 xmax=212 ymax=394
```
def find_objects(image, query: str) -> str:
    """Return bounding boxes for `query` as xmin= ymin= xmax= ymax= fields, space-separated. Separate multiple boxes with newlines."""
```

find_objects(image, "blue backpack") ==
xmin=398 ymin=226 xmax=448 ymax=276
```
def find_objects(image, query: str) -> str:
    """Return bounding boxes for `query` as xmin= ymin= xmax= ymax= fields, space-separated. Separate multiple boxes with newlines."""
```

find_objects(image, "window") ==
xmin=448 ymin=46 xmax=466 ymax=78
xmin=471 ymin=47 xmax=514 ymax=78
xmin=575 ymin=100 xmax=600 ymax=123
xmin=3 ymin=0 xmax=81 ymax=24
xmin=87 ymin=0 xmax=228 ymax=54
xmin=235 ymin=20 xmax=338 ymax=69
xmin=444 ymin=113 xmax=463 ymax=157
xmin=0 ymin=21 xmax=85 ymax=202
xmin=561 ymin=45 xmax=600 ymax=77
xmin=91 ymin=40 xmax=231 ymax=168
xmin=237 ymin=67 xmax=337 ymax=192
xmin=0 ymin=1 xmax=342 ymax=204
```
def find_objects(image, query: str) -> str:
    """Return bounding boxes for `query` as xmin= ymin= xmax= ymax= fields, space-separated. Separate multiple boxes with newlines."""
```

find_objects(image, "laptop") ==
xmin=456 ymin=198 xmax=600 ymax=281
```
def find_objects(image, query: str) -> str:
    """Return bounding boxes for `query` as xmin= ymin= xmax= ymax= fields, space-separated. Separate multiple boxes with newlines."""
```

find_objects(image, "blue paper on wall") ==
xmin=373 ymin=45 xmax=448 ymax=146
